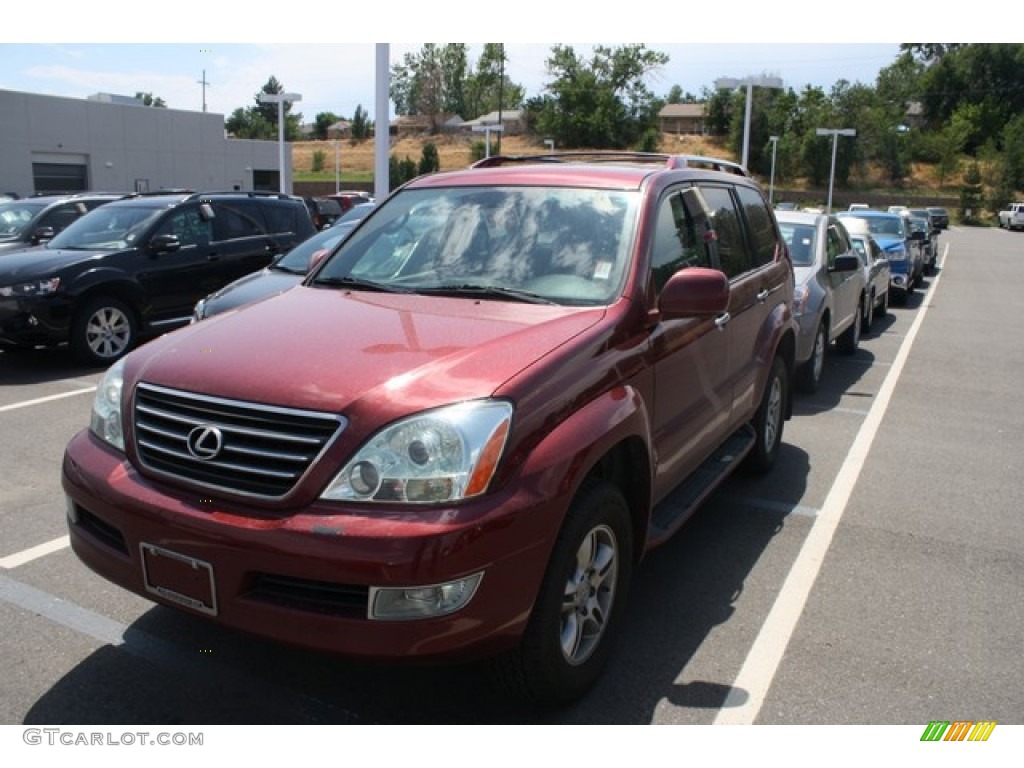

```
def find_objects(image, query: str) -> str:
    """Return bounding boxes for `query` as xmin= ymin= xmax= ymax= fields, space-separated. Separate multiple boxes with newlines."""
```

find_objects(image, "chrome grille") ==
xmin=134 ymin=382 xmax=345 ymax=498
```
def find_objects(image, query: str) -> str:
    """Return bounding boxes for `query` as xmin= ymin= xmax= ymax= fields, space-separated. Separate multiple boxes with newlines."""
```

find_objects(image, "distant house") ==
xmin=391 ymin=113 xmax=463 ymax=137
xmin=462 ymin=109 xmax=527 ymax=136
xmin=327 ymin=120 xmax=352 ymax=139
xmin=658 ymin=103 xmax=707 ymax=135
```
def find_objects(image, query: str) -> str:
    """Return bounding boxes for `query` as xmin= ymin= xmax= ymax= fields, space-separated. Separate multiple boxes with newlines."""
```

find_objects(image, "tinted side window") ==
xmin=213 ymin=202 xmax=267 ymax=241
xmin=263 ymin=203 xmax=300 ymax=235
xmin=699 ymin=184 xmax=751 ymax=279
xmin=650 ymin=191 xmax=711 ymax=292
xmin=735 ymin=185 xmax=779 ymax=268
xmin=153 ymin=207 xmax=212 ymax=246
xmin=37 ymin=204 xmax=81 ymax=233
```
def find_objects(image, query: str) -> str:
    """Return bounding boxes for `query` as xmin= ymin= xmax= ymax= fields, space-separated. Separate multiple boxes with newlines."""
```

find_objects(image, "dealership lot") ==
xmin=2 ymin=226 xmax=1022 ymax=725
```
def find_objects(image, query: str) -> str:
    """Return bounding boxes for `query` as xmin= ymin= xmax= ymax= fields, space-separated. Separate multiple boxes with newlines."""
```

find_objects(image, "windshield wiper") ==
xmin=312 ymin=275 xmax=414 ymax=293
xmin=271 ymin=263 xmax=307 ymax=275
xmin=418 ymin=283 xmax=558 ymax=305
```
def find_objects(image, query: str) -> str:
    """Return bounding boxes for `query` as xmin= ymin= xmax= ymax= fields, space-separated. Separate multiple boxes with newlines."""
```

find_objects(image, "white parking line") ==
xmin=0 ymin=535 xmax=70 ymax=569
xmin=714 ymin=249 xmax=946 ymax=725
xmin=0 ymin=386 xmax=96 ymax=413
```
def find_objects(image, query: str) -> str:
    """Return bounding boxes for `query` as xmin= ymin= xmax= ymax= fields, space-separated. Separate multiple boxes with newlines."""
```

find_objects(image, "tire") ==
xmin=493 ymin=479 xmax=632 ymax=706
xmin=861 ymin=289 xmax=874 ymax=333
xmin=745 ymin=354 xmax=787 ymax=474
xmin=72 ymin=296 xmax=137 ymax=366
xmin=796 ymin=320 xmax=826 ymax=394
xmin=836 ymin=298 xmax=862 ymax=355
xmin=874 ymin=287 xmax=889 ymax=319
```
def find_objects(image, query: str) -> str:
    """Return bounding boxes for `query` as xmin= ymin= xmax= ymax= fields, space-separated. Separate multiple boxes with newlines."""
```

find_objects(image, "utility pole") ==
xmin=198 ymin=70 xmax=210 ymax=113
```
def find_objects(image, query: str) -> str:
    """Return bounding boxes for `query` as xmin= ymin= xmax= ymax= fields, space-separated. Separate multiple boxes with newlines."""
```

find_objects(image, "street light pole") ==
xmin=259 ymin=91 xmax=302 ymax=194
xmin=768 ymin=135 xmax=779 ymax=204
xmin=714 ymin=75 xmax=783 ymax=169
xmin=815 ymin=128 xmax=856 ymax=214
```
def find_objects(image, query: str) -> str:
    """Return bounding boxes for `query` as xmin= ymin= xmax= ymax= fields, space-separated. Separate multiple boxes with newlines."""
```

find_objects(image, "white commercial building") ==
xmin=0 ymin=89 xmax=290 ymax=198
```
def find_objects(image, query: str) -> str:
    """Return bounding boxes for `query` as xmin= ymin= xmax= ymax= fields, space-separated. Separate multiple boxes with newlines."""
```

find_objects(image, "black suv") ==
xmin=0 ymin=192 xmax=125 ymax=254
xmin=0 ymin=190 xmax=314 ymax=364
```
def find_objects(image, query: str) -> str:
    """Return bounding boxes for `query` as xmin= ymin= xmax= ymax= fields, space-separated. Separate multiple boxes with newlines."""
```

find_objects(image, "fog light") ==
xmin=369 ymin=572 xmax=483 ymax=620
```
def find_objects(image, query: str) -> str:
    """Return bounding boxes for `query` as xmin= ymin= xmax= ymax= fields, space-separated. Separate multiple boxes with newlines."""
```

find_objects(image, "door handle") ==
xmin=714 ymin=312 xmax=731 ymax=330
xmin=756 ymin=289 xmax=769 ymax=302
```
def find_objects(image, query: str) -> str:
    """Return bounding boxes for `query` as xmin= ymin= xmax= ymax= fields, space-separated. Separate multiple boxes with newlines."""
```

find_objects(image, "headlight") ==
xmin=89 ymin=358 xmax=126 ymax=452
xmin=321 ymin=400 xmax=513 ymax=504
xmin=0 ymin=277 xmax=60 ymax=298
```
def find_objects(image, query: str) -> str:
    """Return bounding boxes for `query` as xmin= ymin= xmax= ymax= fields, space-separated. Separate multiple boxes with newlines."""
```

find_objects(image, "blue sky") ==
xmin=0 ymin=42 xmax=907 ymax=122
xmin=0 ymin=3 xmax=986 ymax=123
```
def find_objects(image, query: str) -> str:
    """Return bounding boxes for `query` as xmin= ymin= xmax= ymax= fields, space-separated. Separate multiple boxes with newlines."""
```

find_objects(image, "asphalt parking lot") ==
xmin=1 ymin=225 xmax=1022 ymax=726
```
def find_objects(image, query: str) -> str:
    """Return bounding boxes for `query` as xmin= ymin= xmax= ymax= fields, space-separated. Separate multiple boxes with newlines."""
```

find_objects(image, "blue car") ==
xmin=836 ymin=211 xmax=925 ymax=305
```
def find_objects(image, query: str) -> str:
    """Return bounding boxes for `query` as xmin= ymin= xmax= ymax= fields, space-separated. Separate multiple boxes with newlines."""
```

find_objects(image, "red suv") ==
xmin=63 ymin=153 xmax=796 ymax=704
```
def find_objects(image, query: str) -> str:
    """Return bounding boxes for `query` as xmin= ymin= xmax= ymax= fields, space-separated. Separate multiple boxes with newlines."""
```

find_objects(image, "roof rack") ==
xmin=471 ymin=151 xmax=750 ymax=177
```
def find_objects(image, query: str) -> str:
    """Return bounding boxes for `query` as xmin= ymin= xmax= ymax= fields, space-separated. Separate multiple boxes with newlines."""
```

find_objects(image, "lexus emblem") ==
xmin=186 ymin=425 xmax=224 ymax=460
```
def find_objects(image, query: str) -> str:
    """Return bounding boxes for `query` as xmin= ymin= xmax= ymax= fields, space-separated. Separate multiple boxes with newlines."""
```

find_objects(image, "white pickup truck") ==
xmin=998 ymin=203 xmax=1024 ymax=230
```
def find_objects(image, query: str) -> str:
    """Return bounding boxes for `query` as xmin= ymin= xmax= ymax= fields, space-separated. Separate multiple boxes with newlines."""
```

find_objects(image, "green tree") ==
xmin=419 ymin=143 xmax=440 ymax=175
xmin=351 ymin=104 xmax=371 ymax=140
xmin=224 ymin=76 xmax=303 ymax=141
xmin=313 ymin=112 xmax=340 ymax=140
xmin=464 ymin=43 xmax=526 ymax=119
xmin=391 ymin=44 xmax=469 ymax=132
xmin=134 ymin=92 xmax=166 ymax=107
xmin=529 ymin=44 xmax=669 ymax=149
xmin=919 ymin=44 xmax=1024 ymax=151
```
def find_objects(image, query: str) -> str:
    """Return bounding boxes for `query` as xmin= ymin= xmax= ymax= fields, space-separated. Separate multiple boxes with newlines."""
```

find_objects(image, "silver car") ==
xmin=848 ymin=232 xmax=891 ymax=333
xmin=776 ymin=211 xmax=868 ymax=393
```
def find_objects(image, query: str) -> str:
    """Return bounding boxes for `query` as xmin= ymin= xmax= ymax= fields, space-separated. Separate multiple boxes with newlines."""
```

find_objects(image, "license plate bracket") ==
xmin=140 ymin=543 xmax=217 ymax=616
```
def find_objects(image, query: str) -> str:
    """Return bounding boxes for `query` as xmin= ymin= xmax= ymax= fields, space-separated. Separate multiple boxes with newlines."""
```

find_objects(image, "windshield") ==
xmin=778 ymin=222 xmax=816 ymax=266
xmin=275 ymin=228 xmax=349 ymax=273
xmin=0 ymin=201 xmax=46 ymax=241
xmin=47 ymin=204 xmax=166 ymax=250
xmin=313 ymin=186 xmax=639 ymax=306
xmin=841 ymin=214 xmax=905 ymax=238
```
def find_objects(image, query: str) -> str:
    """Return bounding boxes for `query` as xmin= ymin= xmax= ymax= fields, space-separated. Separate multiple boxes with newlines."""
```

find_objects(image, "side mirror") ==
xmin=31 ymin=226 xmax=55 ymax=245
xmin=658 ymin=267 xmax=730 ymax=318
xmin=149 ymin=234 xmax=181 ymax=253
xmin=831 ymin=254 xmax=861 ymax=273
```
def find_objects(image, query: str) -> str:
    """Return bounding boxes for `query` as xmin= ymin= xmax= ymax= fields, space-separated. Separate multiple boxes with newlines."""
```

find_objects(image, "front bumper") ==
xmin=62 ymin=430 xmax=564 ymax=661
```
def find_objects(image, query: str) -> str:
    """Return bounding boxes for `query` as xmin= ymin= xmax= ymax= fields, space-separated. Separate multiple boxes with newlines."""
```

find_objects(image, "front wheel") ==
xmin=72 ymin=296 xmax=137 ymax=366
xmin=493 ymin=480 xmax=632 ymax=706
xmin=796 ymin=321 xmax=826 ymax=394
xmin=745 ymin=354 xmax=787 ymax=473
xmin=860 ymin=290 xmax=874 ymax=333
xmin=837 ymin=299 xmax=862 ymax=355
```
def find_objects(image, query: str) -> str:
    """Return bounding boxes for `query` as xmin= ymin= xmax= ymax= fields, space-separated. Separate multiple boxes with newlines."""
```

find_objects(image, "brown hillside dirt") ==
xmin=292 ymin=133 xmax=959 ymax=203
xmin=292 ymin=133 xmax=725 ymax=175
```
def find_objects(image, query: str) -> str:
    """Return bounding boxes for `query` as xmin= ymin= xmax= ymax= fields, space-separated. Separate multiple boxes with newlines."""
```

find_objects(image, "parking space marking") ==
xmin=0 ymin=535 xmax=70 ymax=569
xmin=0 ymin=386 xmax=96 ymax=414
xmin=0 ymin=571 xmax=362 ymax=723
xmin=714 ymin=246 xmax=946 ymax=725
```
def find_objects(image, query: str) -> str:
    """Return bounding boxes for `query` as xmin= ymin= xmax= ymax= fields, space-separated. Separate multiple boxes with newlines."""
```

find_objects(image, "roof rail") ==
xmin=471 ymin=151 xmax=749 ymax=177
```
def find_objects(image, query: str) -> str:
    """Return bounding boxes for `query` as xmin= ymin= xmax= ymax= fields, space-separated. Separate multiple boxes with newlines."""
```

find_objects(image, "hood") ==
xmin=198 ymin=267 xmax=303 ymax=318
xmin=0 ymin=246 xmax=109 ymax=282
xmin=130 ymin=285 xmax=607 ymax=417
